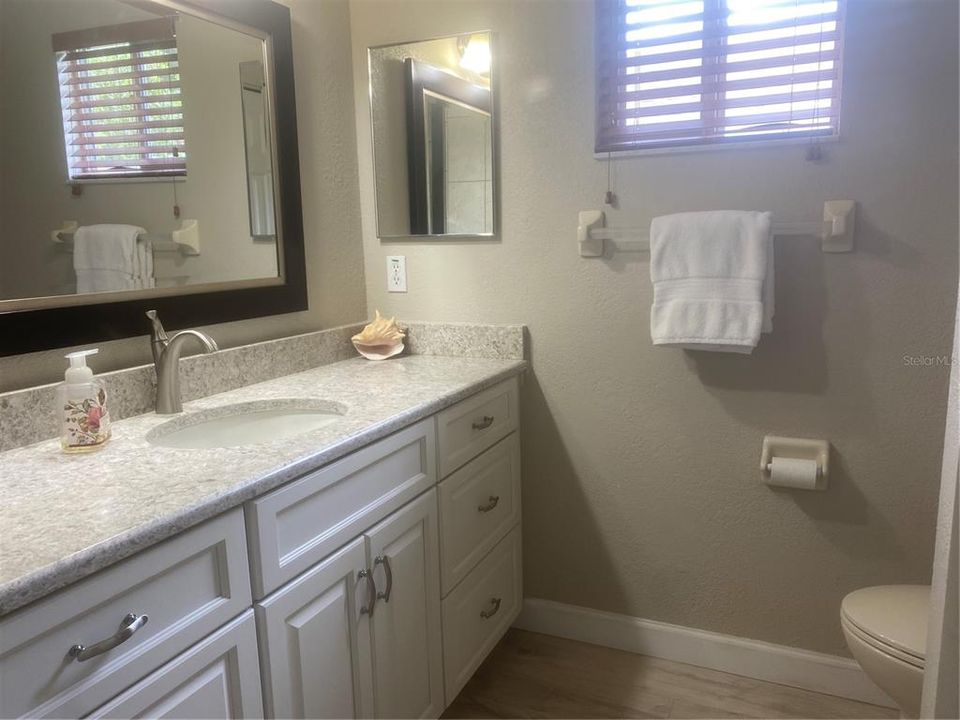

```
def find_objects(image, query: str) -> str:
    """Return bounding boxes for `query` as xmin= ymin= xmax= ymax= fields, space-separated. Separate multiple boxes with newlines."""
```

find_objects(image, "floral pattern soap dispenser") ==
xmin=58 ymin=348 xmax=111 ymax=453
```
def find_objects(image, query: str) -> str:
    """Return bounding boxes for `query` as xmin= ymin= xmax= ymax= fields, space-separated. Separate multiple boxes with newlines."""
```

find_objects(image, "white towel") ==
xmin=650 ymin=211 xmax=774 ymax=353
xmin=136 ymin=239 xmax=155 ymax=289
xmin=73 ymin=224 xmax=150 ymax=293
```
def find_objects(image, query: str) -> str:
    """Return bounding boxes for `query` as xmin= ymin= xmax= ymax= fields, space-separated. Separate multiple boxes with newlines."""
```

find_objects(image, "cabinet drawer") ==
xmin=247 ymin=417 xmax=436 ymax=598
xmin=88 ymin=610 xmax=263 ymax=719
xmin=0 ymin=509 xmax=251 ymax=720
xmin=441 ymin=524 xmax=522 ymax=703
xmin=439 ymin=433 xmax=521 ymax=596
xmin=437 ymin=377 xmax=518 ymax=477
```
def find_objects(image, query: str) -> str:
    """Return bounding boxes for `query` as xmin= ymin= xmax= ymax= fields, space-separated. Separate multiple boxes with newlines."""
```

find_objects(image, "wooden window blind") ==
xmin=596 ymin=0 xmax=845 ymax=152
xmin=52 ymin=18 xmax=185 ymax=180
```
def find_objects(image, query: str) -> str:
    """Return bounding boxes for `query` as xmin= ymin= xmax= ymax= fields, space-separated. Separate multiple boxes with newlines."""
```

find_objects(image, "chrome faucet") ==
xmin=146 ymin=310 xmax=219 ymax=414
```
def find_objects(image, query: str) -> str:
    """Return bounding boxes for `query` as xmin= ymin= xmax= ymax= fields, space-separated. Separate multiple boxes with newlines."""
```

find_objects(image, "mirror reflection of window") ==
xmin=52 ymin=18 xmax=186 ymax=181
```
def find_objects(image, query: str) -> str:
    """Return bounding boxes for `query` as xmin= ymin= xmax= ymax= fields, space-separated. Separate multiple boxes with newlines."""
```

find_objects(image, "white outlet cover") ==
xmin=386 ymin=255 xmax=407 ymax=293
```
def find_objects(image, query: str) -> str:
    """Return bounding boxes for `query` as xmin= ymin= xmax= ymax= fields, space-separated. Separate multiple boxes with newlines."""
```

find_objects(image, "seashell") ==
xmin=352 ymin=310 xmax=406 ymax=360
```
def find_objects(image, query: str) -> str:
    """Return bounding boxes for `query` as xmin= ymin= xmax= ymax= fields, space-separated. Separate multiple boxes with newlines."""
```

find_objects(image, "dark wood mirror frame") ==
xmin=0 ymin=0 xmax=306 ymax=357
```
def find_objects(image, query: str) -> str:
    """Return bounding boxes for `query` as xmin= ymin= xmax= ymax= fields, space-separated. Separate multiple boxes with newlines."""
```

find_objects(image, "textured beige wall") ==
xmin=351 ymin=0 xmax=959 ymax=654
xmin=0 ymin=0 xmax=366 ymax=392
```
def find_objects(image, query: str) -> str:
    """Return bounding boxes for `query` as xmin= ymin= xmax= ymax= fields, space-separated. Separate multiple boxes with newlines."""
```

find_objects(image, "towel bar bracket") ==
xmin=577 ymin=210 xmax=605 ymax=257
xmin=820 ymin=200 xmax=856 ymax=253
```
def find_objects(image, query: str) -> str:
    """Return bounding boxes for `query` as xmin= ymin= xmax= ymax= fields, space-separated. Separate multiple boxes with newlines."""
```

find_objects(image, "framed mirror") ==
xmin=0 ymin=0 xmax=306 ymax=356
xmin=368 ymin=32 xmax=497 ymax=239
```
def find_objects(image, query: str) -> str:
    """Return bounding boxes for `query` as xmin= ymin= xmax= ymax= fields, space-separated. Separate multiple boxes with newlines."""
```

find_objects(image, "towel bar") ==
xmin=51 ymin=220 xmax=201 ymax=255
xmin=578 ymin=200 xmax=856 ymax=257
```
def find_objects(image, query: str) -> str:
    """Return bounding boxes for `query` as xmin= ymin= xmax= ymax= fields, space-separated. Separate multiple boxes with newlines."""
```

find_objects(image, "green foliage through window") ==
xmin=55 ymin=21 xmax=186 ymax=180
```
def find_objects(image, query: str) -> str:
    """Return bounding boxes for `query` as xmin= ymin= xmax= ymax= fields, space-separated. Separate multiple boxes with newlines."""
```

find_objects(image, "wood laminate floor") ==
xmin=442 ymin=630 xmax=898 ymax=720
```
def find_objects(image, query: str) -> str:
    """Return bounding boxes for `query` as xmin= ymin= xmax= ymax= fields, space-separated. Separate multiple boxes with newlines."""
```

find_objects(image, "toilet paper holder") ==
xmin=760 ymin=435 xmax=830 ymax=490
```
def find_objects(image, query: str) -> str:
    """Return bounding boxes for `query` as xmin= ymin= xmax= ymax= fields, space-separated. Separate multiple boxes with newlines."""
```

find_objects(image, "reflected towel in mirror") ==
xmin=73 ymin=224 xmax=153 ymax=293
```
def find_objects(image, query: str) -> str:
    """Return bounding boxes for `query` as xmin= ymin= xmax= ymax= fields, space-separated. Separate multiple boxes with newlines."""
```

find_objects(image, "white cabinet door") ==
xmin=88 ymin=611 xmax=262 ymax=719
xmin=256 ymin=537 xmax=374 ymax=719
xmin=366 ymin=489 xmax=444 ymax=719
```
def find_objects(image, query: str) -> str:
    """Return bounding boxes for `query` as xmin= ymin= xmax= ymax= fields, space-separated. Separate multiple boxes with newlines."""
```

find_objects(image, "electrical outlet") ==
xmin=386 ymin=255 xmax=407 ymax=293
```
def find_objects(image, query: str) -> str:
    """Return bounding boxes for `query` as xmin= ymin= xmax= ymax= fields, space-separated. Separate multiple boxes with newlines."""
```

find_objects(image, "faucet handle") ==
xmin=146 ymin=310 xmax=168 ymax=343
xmin=146 ymin=310 xmax=169 ymax=368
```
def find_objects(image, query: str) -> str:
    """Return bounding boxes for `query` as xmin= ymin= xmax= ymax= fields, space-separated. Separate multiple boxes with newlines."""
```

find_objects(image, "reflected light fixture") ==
xmin=458 ymin=34 xmax=490 ymax=75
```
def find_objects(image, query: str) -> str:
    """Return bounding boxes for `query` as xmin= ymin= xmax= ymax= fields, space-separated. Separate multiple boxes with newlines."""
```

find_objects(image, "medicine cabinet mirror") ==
xmin=0 ymin=0 xmax=305 ymax=356
xmin=368 ymin=32 xmax=498 ymax=238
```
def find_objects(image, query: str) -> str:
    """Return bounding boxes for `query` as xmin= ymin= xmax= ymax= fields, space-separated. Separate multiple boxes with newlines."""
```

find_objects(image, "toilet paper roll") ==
xmin=767 ymin=457 xmax=819 ymax=490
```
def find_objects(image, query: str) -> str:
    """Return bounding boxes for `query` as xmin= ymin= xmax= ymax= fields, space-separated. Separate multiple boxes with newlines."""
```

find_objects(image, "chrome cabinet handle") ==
xmin=480 ymin=597 xmax=502 ymax=620
xmin=477 ymin=495 xmax=500 ymax=513
xmin=68 ymin=612 xmax=148 ymax=662
xmin=471 ymin=416 xmax=495 ymax=431
xmin=358 ymin=569 xmax=377 ymax=617
xmin=374 ymin=555 xmax=393 ymax=602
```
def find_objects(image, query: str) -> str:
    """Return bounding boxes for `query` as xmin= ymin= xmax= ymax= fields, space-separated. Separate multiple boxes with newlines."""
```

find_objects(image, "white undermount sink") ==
xmin=146 ymin=399 xmax=347 ymax=449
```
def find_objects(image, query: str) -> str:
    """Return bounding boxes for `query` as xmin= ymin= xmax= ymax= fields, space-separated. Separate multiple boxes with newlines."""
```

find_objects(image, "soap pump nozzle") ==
xmin=64 ymin=348 xmax=98 ymax=386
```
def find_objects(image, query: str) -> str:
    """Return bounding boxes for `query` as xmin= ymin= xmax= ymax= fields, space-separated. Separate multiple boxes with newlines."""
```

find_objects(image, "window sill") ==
xmin=594 ymin=133 xmax=840 ymax=160
xmin=66 ymin=176 xmax=187 ymax=186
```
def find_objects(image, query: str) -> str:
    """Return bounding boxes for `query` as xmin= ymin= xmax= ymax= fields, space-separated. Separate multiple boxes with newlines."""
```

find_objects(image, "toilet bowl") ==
xmin=841 ymin=585 xmax=929 ymax=718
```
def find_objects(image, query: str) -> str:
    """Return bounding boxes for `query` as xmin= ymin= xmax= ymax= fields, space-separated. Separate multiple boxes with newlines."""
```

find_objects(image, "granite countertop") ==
xmin=0 ymin=354 xmax=526 ymax=616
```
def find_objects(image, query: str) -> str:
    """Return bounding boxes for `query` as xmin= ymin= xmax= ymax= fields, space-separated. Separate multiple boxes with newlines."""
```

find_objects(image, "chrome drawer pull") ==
xmin=478 ymin=495 xmax=500 ymax=513
xmin=68 ymin=612 xmax=148 ymax=662
xmin=358 ymin=569 xmax=377 ymax=617
xmin=374 ymin=555 xmax=393 ymax=602
xmin=471 ymin=416 xmax=495 ymax=431
xmin=480 ymin=597 xmax=502 ymax=620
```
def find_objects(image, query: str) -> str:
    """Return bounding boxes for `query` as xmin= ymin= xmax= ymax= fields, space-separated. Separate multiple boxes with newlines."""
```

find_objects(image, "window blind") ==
xmin=596 ymin=0 xmax=844 ymax=152
xmin=52 ymin=18 xmax=185 ymax=180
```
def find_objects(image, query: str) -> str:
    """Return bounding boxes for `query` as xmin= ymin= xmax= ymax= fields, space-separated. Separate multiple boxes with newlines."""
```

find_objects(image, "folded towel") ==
xmin=650 ymin=211 xmax=774 ymax=353
xmin=74 ymin=224 xmax=149 ymax=293
xmin=136 ymin=239 xmax=155 ymax=289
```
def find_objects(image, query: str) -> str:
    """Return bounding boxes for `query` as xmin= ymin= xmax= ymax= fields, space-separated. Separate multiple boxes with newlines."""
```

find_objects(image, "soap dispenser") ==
xmin=58 ymin=349 xmax=111 ymax=453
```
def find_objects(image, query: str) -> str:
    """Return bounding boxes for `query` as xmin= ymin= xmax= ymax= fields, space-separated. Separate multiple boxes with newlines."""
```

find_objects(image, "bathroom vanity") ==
xmin=0 ymin=355 xmax=524 ymax=719
xmin=0 ymin=0 xmax=524 ymax=710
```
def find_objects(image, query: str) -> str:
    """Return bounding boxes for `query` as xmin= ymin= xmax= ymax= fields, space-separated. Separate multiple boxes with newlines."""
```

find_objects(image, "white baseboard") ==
xmin=514 ymin=598 xmax=896 ymax=709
